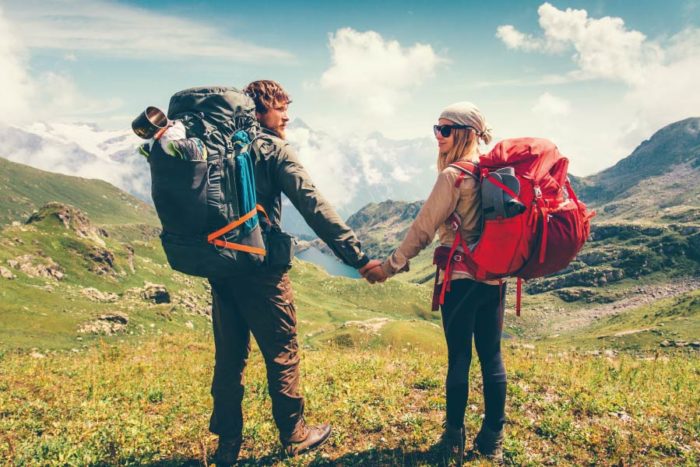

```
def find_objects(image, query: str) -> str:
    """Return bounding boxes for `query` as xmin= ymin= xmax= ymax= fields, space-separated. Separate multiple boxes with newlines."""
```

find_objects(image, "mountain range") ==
xmin=350 ymin=117 xmax=700 ymax=257
xmin=0 ymin=118 xmax=438 ymax=236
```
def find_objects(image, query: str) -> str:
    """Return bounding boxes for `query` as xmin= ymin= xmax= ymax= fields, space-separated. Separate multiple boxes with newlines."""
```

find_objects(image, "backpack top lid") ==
xmin=481 ymin=137 xmax=569 ymax=194
xmin=481 ymin=137 xmax=566 ymax=180
xmin=167 ymin=86 xmax=259 ymax=137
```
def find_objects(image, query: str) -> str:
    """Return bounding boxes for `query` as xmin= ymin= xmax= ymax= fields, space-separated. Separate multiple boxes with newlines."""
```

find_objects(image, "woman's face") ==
xmin=436 ymin=118 xmax=455 ymax=154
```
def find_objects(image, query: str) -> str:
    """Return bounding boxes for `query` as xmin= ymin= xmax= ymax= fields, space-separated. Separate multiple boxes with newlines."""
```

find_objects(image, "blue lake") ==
xmin=295 ymin=247 xmax=361 ymax=279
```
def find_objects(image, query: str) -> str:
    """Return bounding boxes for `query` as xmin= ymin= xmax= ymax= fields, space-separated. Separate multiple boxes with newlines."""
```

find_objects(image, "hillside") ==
xmin=581 ymin=117 xmax=700 ymax=201
xmin=0 ymin=202 xmax=437 ymax=352
xmin=579 ymin=117 xmax=700 ymax=223
xmin=0 ymin=157 xmax=158 ymax=226
xmin=0 ymin=203 xmax=210 ymax=350
xmin=346 ymin=200 xmax=425 ymax=258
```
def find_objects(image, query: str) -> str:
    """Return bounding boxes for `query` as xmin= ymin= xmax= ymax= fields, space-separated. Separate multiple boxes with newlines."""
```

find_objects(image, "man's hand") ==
xmin=358 ymin=260 xmax=388 ymax=284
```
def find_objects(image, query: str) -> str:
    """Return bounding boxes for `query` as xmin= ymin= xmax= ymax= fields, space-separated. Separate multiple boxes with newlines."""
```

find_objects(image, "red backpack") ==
xmin=432 ymin=137 xmax=595 ymax=315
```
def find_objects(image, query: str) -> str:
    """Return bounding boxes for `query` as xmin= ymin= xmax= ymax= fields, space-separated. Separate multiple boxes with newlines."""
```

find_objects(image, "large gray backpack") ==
xmin=148 ymin=86 xmax=268 ymax=278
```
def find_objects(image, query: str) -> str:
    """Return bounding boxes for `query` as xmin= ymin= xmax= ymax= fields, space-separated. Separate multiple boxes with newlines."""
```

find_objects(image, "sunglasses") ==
xmin=433 ymin=124 xmax=474 ymax=138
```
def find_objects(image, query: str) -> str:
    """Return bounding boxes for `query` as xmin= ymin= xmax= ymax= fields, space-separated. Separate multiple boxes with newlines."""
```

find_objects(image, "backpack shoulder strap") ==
xmin=449 ymin=161 xmax=479 ymax=188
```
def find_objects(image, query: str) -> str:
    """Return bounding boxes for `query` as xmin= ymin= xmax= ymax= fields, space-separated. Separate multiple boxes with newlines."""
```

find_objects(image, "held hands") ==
xmin=358 ymin=259 xmax=388 ymax=284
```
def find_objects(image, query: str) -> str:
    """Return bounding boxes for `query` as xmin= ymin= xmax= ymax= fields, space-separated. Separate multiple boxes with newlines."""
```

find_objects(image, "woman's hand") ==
xmin=359 ymin=260 xmax=388 ymax=284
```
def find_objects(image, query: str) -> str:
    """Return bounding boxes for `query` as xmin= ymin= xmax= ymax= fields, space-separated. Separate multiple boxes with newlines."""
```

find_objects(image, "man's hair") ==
xmin=243 ymin=80 xmax=291 ymax=114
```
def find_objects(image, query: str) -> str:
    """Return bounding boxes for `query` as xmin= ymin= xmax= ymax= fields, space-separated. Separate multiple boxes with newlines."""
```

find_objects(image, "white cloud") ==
xmin=284 ymin=124 xmax=437 ymax=213
xmin=0 ymin=7 xmax=122 ymax=125
xmin=320 ymin=28 xmax=445 ymax=116
xmin=285 ymin=127 xmax=360 ymax=208
xmin=496 ymin=25 xmax=547 ymax=52
xmin=532 ymin=92 xmax=571 ymax=116
xmin=497 ymin=2 xmax=662 ymax=85
xmin=391 ymin=165 xmax=415 ymax=183
xmin=0 ymin=6 xmax=33 ymax=122
xmin=495 ymin=3 xmax=700 ymax=174
xmin=3 ymin=0 xmax=292 ymax=62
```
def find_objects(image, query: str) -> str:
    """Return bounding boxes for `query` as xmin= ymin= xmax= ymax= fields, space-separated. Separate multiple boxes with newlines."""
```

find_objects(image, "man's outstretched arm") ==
xmin=275 ymin=145 xmax=370 ymax=270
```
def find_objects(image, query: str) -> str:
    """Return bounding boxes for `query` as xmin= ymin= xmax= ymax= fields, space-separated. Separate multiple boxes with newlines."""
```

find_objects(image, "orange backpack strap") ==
xmin=207 ymin=205 xmax=269 ymax=256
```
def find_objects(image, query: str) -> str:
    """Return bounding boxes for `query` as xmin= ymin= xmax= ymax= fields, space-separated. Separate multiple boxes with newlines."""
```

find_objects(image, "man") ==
xmin=211 ymin=79 xmax=382 ymax=465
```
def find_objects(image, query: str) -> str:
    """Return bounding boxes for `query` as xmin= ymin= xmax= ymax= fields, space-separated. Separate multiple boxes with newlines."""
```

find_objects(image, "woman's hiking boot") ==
xmin=440 ymin=422 xmax=465 ymax=466
xmin=282 ymin=422 xmax=332 ymax=457
xmin=472 ymin=423 xmax=504 ymax=465
xmin=213 ymin=435 xmax=242 ymax=466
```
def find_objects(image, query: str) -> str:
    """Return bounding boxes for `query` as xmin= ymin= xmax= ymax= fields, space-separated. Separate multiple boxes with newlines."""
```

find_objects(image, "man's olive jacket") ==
xmin=252 ymin=130 xmax=369 ymax=269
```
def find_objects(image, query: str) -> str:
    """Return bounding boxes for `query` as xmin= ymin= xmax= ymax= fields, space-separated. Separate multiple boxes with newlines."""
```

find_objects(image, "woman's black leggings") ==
xmin=440 ymin=278 xmax=506 ymax=431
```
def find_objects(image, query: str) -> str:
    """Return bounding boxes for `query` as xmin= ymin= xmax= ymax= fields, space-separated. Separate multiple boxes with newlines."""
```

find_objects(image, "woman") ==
xmin=370 ymin=102 xmax=506 ymax=464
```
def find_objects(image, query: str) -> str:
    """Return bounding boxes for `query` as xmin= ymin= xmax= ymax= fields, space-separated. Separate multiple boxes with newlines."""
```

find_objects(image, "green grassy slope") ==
xmin=0 ymin=157 xmax=157 ymax=226
xmin=0 ymin=206 xmax=211 ymax=350
xmin=0 ymin=202 xmax=438 ymax=352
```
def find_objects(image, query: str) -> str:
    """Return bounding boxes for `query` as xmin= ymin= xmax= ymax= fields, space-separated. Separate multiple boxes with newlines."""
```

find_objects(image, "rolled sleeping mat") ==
xmin=482 ymin=167 xmax=526 ymax=220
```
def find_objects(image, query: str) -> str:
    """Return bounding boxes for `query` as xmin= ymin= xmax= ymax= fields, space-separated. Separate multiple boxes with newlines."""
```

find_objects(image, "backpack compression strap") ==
xmin=207 ymin=204 xmax=269 ymax=255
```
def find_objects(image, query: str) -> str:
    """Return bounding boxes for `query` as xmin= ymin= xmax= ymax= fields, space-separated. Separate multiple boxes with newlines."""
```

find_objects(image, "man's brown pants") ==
xmin=208 ymin=273 xmax=304 ymax=442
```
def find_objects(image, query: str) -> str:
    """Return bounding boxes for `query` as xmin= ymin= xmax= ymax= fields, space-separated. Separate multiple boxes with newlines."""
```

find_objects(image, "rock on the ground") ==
xmin=85 ymin=246 xmax=116 ymax=275
xmin=81 ymin=287 xmax=119 ymax=302
xmin=176 ymin=290 xmax=210 ymax=316
xmin=0 ymin=266 xmax=16 ymax=280
xmin=7 ymin=254 xmax=64 ymax=280
xmin=26 ymin=202 xmax=107 ymax=246
xmin=142 ymin=282 xmax=170 ymax=304
xmin=78 ymin=312 xmax=129 ymax=335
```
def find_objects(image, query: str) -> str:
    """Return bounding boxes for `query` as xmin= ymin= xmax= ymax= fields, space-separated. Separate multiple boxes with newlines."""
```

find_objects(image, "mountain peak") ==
xmin=583 ymin=117 xmax=700 ymax=204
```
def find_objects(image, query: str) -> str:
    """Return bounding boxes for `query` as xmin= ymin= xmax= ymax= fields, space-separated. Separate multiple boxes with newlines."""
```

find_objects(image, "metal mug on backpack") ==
xmin=132 ymin=106 xmax=169 ymax=140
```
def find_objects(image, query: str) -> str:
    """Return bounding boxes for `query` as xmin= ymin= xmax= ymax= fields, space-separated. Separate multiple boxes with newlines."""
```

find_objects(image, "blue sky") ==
xmin=1 ymin=0 xmax=699 ymax=175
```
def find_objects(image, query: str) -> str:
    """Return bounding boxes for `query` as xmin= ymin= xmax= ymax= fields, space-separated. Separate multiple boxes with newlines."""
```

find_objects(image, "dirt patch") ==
xmin=545 ymin=278 xmax=700 ymax=334
xmin=612 ymin=328 xmax=652 ymax=337
xmin=341 ymin=318 xmax=391 ymax=335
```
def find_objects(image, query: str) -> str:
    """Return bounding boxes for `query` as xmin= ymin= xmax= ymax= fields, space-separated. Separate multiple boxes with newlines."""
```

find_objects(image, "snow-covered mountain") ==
xmin=0 ymin=119 xmax=438 ymax=235
xmin=0 ymin=122 xmax=151 ymax=202
xmin=285 ymin=119 xmax=436 ymax=218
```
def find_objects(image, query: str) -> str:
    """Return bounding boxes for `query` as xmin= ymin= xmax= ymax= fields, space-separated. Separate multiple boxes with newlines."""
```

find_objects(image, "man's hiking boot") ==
xmin=440 ymin=422 xmax=465 ymax=466
xmin=282 ymin=423 xmax=332 ymax=457
xmin=213 ymin=435 xmax=242 ymax=466
xmin=472 ymin=423 xmax=504 ymax=465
